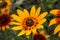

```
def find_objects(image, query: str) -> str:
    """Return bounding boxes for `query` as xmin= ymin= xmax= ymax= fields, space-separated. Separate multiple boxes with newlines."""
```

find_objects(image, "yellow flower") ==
xmin=0 ymin=0 xmax=12 ymax=14
xmin=33 ymin=30 xmax=50 ymax=40
xmin=11 ymin=6 xmax=48 ymax=36
xmin=49 ymin=9 xmax=60 ymax=37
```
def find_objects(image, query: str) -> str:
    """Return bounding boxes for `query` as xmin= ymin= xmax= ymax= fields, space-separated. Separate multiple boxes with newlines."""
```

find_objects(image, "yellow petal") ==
xmin=18 ymin=30 xmax=25 ymax=36
xmin=17 ymin=9 xmax=25 ymax=20
xmin=17 ymin=9 xmax=23 ymax=16
xmin=6 ymin=25 xmax=9 ymax=29
xmin=37 ymin=12 xmax=48 ymax=20
xmin=30 ymin=6 xmax=36 ymax=17
xmin=5 ymin=0 xmax=11 ymax=5
xmin=0 ymin=0 xmax=2 ymax=4
xmin=1 ymin=9 xmax=5 ymax=14
xmin=45 ymin=35 xmax=50 ymax=39
xmin=36 ymin=24 xmax=44 ymax=29
xmin=58 ymin=32 xmax=60 ymax=37
xmin=39 ymin=30 xmax=44 ymax=34
xmin=12 ymin=26 xmax=23 ymax=30
xmin=35 ymin=7 xmax=41 ymax=17
xmin=11 ymin=14 xmax=22 ymax=22
xmin=32 ymin=28 xmax=36 ymax=34
xmin=9 ymin=22 xmax=20 ymax=25
xmin=2 ymin=26 xmax=5 ymax=30
xmin=5 ymin=6 xmax=10 ymax=14
xmin=49 ymin=18 xmax=57 ymax=27
xmin=38 ymin=18 xmax=46 ymax=25
xmin=50 ymin=9 xmax=59 ymax=16
xmin=54 ymin=25 xmax=60 ymax=35
xmin=26 ymin=35 xmax=30 ymax=39
xmin=26 ymin=30 xmax=31 ymax=35
xmin=23 ymin=9 xmax=29 ymax=18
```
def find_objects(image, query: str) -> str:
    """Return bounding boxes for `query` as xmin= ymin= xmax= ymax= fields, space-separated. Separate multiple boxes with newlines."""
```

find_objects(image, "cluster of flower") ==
xmin=0 ymin=0 xmax=60 ymax=40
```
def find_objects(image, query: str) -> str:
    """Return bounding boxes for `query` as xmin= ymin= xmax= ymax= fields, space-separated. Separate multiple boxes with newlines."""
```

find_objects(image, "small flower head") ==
xmin=12 ymin=6 xmax=48 ymax=36
xmin=49 ymin=9 xmax=60 ymax=37
xmin=33 ymin=31 xmax=50 ymax=40
xmin=0 ymin=0 xmax=12 ymax=14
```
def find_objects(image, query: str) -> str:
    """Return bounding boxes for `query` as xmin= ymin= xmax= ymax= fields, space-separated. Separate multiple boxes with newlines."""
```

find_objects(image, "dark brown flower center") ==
xmin=26 ymin=19 xmax=34 ymax=26
xmin=0 ymin=2 xmax=7 ymax=8
xmin=34 ymin=34 xmax=46 ymax=40
xmin=0 ymin=14 xmax=11 ymax=27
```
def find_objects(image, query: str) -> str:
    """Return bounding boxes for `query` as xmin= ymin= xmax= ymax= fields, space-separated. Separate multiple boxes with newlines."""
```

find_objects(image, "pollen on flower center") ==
xmin=26 ymin=19 xmax=34 ymax=26
xmin=0 ymin=2 xmax=7 ymax=8
xmin=0 ymin=14 xmax=11 ymax=27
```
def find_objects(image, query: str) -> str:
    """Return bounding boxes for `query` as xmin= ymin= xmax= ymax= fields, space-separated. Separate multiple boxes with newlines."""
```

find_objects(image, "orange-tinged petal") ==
xmin=54 ymin=25 xmax=60 ymax=35
xmin=18 ymin=30 xmax=25 ymax=36
xmin=50 ymin=9 xmax=59 ymax=16
xmin=30 ymin=6 xmax=36 ymax=17
xmin=6 ymin=25 xmax=9 ymax=29
xmin=37 ymin=12 xmax=48 ymax=20
xmin=5 ymin=0 xmax=11 ymax=5
xmin=45 ymin=35 xmax=50 ymax=39
xmin=1 ymin=9 xmax=5 ymax=14
xmin=58 ymin=32 xmax=60 ymax=37
xmin=0 ymin=0 xmax=2 ymax=4
xmin=23 ymin=9 xmax=29 ymax=18
xmin=25 ymin=30 xmax=31 ymax=35
xmin=49 ymin=18 xmax=57 ymax=27
xmin=35 ymin=7 xmax=41 ymax=17
xmin=11 ymin=14 xmax=22 ymax=22
xmin=12 ymin=26 xmax=23 ymax=30
xmin=2 ymin=26 xmax=5 ymax=30
xmin=5 ymin=6 xmax=10 ymax=14
xmin=56 ymin=18 xmax=60 ymax=24
xmin=39 ymin=30 xmax=44 ymax=35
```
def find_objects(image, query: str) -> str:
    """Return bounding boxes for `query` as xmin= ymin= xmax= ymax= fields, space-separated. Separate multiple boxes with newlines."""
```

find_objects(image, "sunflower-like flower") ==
xmin=11 ymin=6 xmax=48 ymax=36
xmin=0 ymin=0 xmax=11 ymax=13
xmin=0 ymin=8 xmax=18 ymax=30
xmin=33 ymin=30 xmax=50 ymax=40
xmin=49 ymin=9 xmax=60 ymax=37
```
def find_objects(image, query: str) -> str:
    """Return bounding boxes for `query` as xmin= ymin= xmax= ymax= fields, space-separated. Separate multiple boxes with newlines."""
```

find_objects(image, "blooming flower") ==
xmin=33 ymin=31 xmax=50 ymax=40
xmin=49 ymin=9 xmax=60 ymax=37
xmin=0 ymin=0 xmax=12 ymax=14
xmin=12 ymin=6 xmax=48 ymax=36
xmin=0 ymin=9 xmax=17 ymax=30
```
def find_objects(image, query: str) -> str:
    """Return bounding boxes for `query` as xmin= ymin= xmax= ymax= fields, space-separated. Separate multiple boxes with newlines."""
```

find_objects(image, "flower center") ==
xmin=0 ymin=2 xmax=7 ymax=8
xmin=34 ymin=34 xmax=46 ymax=40
xmin=26 ymin=19 xmax=34 ymax=26
xmin=0 ymin=14 xmax=11 ymax=27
